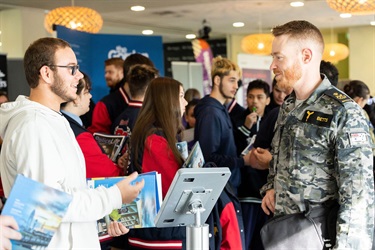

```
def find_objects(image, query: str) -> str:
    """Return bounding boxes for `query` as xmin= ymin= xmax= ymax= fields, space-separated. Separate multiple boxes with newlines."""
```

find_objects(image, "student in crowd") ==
xmin=184 ymin=88 xmax=201 ymax=102
xmin=265 ymin=77 xmax=292 ymax=113
xmin=183 ymin=99 xmax=200 ymax=151
xmin=234 ymin=79 xmax=270 ymax=250
xmin=233 ymin=79 xmax=271 ymax=155
xmin=0 ymin=37 xmax=145 ymax=248
xmin=194 ymin=56 xmax=259 ymax=194
xmin=79 ymin=98 xmax=95 ymax=128
xmin=344 ymin=80 xmax=371 ymax=109
xmin=184 ymin=99 xmax=199 ymax=129
xmin=0 ymin=215 xmax=22 ymax=250
xmin=182 ymin=88 xmax=201 ymax=128
xmin=61 ymin=72 xmax=128 ymax=178
xmin=260 ymin=20 xmax=374 ymax=248
xmin=105 ymin=57 xmax=125 ymax=93
xmin=194 ymin=56 xmax=267 ymax=249
xmin=111 ymin=64 xmax=158 ymax=134
xmin=121 ymin=77 xmax=188 ymax=249
xmin=320 ymin=60 xmax=339 ymax=87
xmin=89 ymin=54 xmax=155 ymax=134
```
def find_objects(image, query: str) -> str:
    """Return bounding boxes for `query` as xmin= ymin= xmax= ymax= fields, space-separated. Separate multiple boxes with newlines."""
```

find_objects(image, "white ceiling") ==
xmin=0 ymin=0 xmax=374 ymax=42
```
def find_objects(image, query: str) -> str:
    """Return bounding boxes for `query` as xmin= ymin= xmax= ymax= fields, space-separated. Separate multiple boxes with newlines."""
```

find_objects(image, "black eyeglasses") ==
xmin=48 ymin=65 xmax=79 ymax=76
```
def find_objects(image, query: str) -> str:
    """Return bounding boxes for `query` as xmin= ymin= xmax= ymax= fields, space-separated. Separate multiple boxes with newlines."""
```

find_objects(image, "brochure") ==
xmin=183 ymin=141 xmax=205 ymax=168
xmin=93 ymin=133 xmax=127 ymax=162
xmin=1 ymin=174 xmax=72 ymax=249
xmin=87 ymin=171 xmax=162 ymax=240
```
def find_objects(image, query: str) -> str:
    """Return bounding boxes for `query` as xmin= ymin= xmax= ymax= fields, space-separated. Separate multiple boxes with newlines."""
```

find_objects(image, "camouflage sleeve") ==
xmin=334 ymin=104 xmax=375 ymax=249
xmin=260 ymin=153 xmax=275 ymax=197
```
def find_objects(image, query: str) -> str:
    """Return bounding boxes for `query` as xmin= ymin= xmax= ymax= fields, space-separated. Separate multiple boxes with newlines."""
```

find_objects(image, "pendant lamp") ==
xmin=326 ymin=0 xmax=375 ymax=15
xmin=44 ymin=1 xmax=103 ymax=34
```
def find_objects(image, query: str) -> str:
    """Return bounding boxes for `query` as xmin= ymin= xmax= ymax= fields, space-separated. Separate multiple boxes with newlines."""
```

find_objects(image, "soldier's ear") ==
xmin=301 ymin=48 xmax=312 ymax=64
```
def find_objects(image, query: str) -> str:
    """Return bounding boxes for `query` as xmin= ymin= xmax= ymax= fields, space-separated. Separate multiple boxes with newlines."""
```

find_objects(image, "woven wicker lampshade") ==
xmin=326 ymin=0 xmax=375 ymax=15
xmin=241 ymin=34 xmax=273 ymax=55
xmin=322 ymin=43 xmax=349 ymax=63
xmin=44 ymin=6 xmax=103 ymax=34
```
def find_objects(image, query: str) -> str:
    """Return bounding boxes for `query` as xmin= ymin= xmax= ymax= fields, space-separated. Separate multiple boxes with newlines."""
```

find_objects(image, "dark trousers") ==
xmin=241 ymin=202 xmax=269 ymax=250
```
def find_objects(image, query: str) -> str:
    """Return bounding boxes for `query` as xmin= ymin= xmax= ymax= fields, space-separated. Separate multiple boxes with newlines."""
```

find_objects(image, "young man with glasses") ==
xmin=0 ymin=37 xmax=144 ymax=248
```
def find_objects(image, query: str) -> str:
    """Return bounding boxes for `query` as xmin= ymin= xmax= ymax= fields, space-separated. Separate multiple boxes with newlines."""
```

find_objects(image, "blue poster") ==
xmin=57 ymin=26 xmax=164 ymax=102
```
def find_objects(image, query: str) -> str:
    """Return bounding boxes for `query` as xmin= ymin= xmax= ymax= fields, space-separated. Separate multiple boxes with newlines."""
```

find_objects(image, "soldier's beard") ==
xmin=276 ymin=61 xmax=302 ymax=90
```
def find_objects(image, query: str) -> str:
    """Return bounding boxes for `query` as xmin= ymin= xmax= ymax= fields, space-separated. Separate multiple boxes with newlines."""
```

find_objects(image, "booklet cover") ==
xmin=1 ymin=174 xmax=73 ymax=249
xmin=241 ymin=143 xmax=254 ymax=156
xmin=87 ymin=172 xmax=162 ymax=240
xmin=183 ymin=141 xmax=205 ymax=168
xmin=93 ymin=133 xmax=128 ymax=162
xmin=176 ymin=141 xmax=188 ymax=160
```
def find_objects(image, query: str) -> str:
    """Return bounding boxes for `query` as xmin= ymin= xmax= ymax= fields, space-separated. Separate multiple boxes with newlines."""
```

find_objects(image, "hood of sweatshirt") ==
xmin=0 ymin=95 xmax=62 ymax=138
xmin=194 ymin=95 xmax=227 ymax=118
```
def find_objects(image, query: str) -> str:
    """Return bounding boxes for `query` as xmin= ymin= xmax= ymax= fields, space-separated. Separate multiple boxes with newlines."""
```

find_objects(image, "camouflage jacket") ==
xmin=260 ymin=77 xmax=375 ymax=249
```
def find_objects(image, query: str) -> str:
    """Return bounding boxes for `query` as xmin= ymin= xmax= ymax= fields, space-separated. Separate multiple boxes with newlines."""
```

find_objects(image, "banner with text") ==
xmin=57 ymin=26 xmax=164 ymax=103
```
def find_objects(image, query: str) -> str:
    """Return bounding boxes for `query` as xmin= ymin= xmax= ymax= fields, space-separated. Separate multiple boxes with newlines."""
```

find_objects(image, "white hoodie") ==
xmin=0 ymin=95 xmax=122 ymax=249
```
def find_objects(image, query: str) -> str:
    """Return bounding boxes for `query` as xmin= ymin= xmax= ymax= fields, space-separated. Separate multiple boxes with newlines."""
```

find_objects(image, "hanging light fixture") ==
xmin=241 ymin=33 xmax=273 ymax=55
xmin=241 ymin=13 xmax=273 ymax=55
xmin=322 ymin=27 xmax=349 ymax=63
xmin=326 ymin=0 xmax=375 ymax=15
xmin=44 ymin=0 xmax=103 ymax=34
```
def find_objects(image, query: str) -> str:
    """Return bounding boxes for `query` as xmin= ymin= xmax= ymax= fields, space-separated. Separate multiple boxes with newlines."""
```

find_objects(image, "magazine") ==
xmin=93 ymin=133 xmax=127 ymax=162
xmin=1 ymin=174 xmax=72 ymax=249
xmin=87 ymin=171 xmax=162 ymax=240
xmin=183 ymin=141 xmax=205 ymax=168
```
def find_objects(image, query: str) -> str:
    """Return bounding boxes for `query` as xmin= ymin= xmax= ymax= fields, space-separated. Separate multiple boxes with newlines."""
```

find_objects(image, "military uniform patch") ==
xmin=349 ymin=132 xmax=368 ymax=146
xmin=302 ymin=110 xmax=333 ymax=127
xmin=324 ymin=88 xmax=352 ymax=104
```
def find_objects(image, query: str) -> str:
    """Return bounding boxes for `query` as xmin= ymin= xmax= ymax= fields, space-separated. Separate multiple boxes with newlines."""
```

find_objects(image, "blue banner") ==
xmin=57 ymin=26 xmax=164 ymax=102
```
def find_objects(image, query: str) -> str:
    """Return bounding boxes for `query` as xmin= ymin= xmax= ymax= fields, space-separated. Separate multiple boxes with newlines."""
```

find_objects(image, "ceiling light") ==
xmin=233 ymin=22 xmax=245 ymax=27
xmin=322 ymin=26 xmax=349 ymax=63
xmin=131 ymin=6 xmax=145 ymax=11
xmin=44 ymin=6 xmax=103 ymax=34
xmin=186 ymin=34 xmax=196 ymax=39
xmin=142 ymin=30 xmax=153 ymax=35
xmin=326 ymin=0 xmax=375 ymax=15
xmin=290 ymin=1 xmax=305 ymax=7
xmin=340 ymin=13 xmax=352 ymax=18
xmin=241 ymin=34 xmax=273 ymax=55
xmin=323 ymin=43 xmax=349 ymax=63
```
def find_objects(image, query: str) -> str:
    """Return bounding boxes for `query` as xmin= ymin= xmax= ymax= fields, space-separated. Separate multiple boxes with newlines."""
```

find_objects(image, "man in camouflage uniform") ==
xmin=260 ymin=20 xmax=374 ymax=249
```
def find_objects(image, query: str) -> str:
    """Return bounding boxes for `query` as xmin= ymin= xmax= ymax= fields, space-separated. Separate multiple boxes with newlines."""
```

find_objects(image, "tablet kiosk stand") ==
xmin=154 ymin=168 xmax=231 ymax=250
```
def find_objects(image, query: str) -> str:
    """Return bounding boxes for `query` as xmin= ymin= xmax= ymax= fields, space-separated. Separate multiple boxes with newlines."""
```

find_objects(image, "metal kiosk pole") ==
xmin=186 ymin=200 xmax=209 ymax=249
